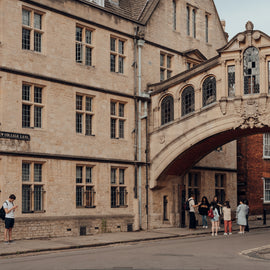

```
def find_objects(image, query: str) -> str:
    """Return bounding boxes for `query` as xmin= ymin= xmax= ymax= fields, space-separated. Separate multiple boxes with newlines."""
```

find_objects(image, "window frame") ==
xmin=110 ymin=36 xmax=126 ymax=74
xmin=22 ymin=83 xmax=44 ymax=129
xmin=187 ymin=172 xmax=200 ymax=203
xmin=22 ymin=7 xmax=44 ymax=53
xmin=75 ymin=93 xmax=94 ymax=136
xmin=202 ymin=76 xmax=216 ymax=107
xmin=160 ymin=52 xmax=173 ymax=81
xmin=243 ymin=46 xmax=260 ymax=95
xmin=181 ymin=86 xmax=195 ymax=116
xmin=22 ymin=161 xmax=45 ymax=213
xmin=110 ymin=167 xmax=128 ymax=208
xmin=161 ymin=95 xmax=174 ymax=125
xmin=110 ymin=100 xmax=126 ymax=139
xmin=263 ymin=133 xmax=270 ymax=159
xmin=263 ymin=178 xmax=270 ymax=203
xmin=215 ymin=174 xmax=226 ymax=203
xmin=228 ymin=65 xmax=235 ymax=97
xmin=75 ymin=24 xmax=94 ymax=66
xmin=75 ymin=165 xmax=96 ymax=208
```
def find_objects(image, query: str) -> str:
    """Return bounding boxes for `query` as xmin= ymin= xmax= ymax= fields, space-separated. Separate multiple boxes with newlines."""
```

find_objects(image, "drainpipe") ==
xmin=137 ymin=39 xmax=145 ymax=230
xmin=133 ymin=31 xmax=138 ymax=199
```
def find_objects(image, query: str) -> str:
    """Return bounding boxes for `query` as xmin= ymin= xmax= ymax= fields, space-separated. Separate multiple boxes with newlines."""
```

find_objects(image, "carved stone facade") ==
xmin=1 ymin=0 xmax=267 ymax=239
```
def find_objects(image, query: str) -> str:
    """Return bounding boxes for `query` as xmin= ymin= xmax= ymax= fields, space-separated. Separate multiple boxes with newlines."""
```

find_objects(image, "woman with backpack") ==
xmin=210 ymin=202 xmax=220 ymax=236
xmin=198 ymin=196 xmax=210 ymax=228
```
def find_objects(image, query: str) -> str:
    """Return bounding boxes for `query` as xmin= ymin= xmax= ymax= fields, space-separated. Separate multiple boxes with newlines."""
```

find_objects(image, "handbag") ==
xmin=208 ymin=209 xmax=214 ymax=218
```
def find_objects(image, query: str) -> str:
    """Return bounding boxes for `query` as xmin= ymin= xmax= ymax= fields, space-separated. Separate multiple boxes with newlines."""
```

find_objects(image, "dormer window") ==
xmin=85 ymin=0 xmax=105 ymax=7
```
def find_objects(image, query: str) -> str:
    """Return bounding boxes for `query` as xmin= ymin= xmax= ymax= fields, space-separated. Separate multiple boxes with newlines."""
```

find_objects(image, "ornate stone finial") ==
xmin=245 ymin=21 xmax=254 ymax=31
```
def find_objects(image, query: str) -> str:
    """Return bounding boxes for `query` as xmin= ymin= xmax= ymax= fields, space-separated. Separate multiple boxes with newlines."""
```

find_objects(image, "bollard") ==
xmin=263 ymin=209 xmax=266 ymax=225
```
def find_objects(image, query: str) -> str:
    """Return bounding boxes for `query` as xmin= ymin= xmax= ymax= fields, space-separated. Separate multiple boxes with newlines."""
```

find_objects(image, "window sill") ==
xmin=22 ymin=210 xmax=46 ymax=214
xmin=76 ymin=62 xmax=95 ymax=69
xmin=111 ymin=205 xmax=128 ymax=208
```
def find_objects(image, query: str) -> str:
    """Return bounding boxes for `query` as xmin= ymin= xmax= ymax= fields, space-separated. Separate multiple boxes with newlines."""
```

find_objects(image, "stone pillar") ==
xmin=235 ymin=57 xmax=242 ymax=97
xmin=260 ymin=55 xmax=267 ymax=95
xmin=220 ymin=60 xmax=227 ymax=98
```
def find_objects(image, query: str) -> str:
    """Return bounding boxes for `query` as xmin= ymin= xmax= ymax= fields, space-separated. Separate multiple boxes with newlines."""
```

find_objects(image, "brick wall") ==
xmin=237 ymin=135 xmax=270 ymax=215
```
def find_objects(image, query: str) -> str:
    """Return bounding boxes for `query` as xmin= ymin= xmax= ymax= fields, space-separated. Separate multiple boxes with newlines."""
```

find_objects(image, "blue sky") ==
xmin=214 ymin=0 xmax=270 ymax=40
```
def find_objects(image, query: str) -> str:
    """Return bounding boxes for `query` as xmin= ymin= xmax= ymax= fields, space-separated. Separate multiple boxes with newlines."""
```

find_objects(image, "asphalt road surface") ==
xmin=1 ymin=228 xmax=270 ymax=270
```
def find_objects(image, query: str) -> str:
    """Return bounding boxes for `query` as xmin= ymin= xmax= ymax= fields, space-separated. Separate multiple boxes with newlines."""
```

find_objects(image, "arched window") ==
xmin=243 ymin=47 xmax=260 ymax=94
xmin=181 ymin=86 xmax=195 ymax=116
xmin=161 ymin=95 xmax=174 ymax=125
xmin=202 ymin=76 xmax=216 ymax=106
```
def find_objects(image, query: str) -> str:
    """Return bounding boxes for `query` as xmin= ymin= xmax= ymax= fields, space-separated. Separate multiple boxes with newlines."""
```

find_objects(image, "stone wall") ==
xmin=0 ymin=215 xmax=134 ymax=240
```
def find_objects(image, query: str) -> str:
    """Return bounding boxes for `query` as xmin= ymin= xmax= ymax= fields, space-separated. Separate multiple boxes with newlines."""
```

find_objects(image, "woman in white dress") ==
xmin=236 ymin=200 xmax=249 ymax=234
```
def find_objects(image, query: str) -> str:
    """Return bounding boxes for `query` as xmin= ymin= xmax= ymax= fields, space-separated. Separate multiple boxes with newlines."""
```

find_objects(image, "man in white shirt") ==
xmin=3 ymin=194 xmax=18 ymax=243
xmin=189 ymin=193 xmax=198 ymax=229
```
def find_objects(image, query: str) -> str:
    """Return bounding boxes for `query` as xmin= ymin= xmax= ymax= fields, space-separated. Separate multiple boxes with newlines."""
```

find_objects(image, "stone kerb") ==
xmin=149 ymin=95 xmax=270 ymax=188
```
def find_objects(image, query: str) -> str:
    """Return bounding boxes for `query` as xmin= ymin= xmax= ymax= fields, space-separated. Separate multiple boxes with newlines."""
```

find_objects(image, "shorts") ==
xmin=5 ymin=218 xmax=15 ymax=229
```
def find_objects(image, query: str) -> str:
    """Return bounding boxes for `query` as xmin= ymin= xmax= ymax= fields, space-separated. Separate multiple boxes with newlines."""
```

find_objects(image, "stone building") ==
xmin=0 ymin=0 xmax=249 ymax=239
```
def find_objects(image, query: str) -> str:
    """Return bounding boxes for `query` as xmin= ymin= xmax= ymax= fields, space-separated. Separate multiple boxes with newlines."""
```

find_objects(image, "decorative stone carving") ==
xmin=245 ymin=21 xmax=254 ymax=31
xmin=237 ymin=99 xmax=267 ymax=129
xmin=159 ymin=135 xmax=165 ymax=144
xmin=219 ymin=97 xmax=227 ymax=115
xmin=237 ymin=34 xmax=245 ymax=43
xmin=253 ymin=31 xmax=261 ymax=40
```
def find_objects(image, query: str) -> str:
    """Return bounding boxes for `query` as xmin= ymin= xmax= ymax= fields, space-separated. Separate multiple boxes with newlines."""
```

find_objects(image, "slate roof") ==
xmin=80 ymin=0 xmax=160 ymax=24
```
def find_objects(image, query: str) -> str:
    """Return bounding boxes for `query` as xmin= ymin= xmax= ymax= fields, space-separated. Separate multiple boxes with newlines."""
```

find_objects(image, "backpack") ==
xmin=185 ymin=199 xmax=190 ymax=211
xmin=0 ymin=201 xmax=8 ymax=221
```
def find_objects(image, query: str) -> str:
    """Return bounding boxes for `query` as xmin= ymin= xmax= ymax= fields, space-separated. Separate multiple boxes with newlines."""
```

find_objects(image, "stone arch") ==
xmin=149 ymin=95 xmax=270 ymax=189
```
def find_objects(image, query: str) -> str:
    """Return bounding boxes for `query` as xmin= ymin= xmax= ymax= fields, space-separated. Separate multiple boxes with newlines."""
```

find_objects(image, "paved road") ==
xmin=1 ymin=228 xmax=270 ymax=270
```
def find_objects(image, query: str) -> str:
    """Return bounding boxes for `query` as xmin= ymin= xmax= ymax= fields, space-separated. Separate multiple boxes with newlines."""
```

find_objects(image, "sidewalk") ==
xmin=0 ymin=219 xmax=269 ymax=257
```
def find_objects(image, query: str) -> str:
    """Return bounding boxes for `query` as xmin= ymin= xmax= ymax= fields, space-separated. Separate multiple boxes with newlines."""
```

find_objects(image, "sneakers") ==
xmin=229 ymin=233 xmax=232 ymax=235
xmin=205 ymin=226 xmax=208 ymax=228
xmin=211 ymin=233 xmax=214 ymax=236
xmin=215 ymin=233 xmax=218 ymax=236
xmin=224 ymin=233 xmax=228 ymax=235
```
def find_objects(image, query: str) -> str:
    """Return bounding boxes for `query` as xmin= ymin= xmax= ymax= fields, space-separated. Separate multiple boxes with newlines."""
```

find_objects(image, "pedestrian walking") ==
xmin=198 ymin=196 xmax=210 ymax=228
xmin=222 ymin=201 xmax=232 ymax=235
xmin=188 ymin=193 xmax=199 ymax=230
xmin=210 ymin=202 xmax=220 ymax=236
xmin=3 ymin=194 xmax=18 ymax=243
xmin=243 ymin=199 xmax=249 ymax=232
xmin=236 ymin=199 xmax=249 ymax=234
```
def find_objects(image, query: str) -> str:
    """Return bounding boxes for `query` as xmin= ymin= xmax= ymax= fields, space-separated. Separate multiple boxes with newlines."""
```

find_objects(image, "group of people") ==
xmin=188 ymin=194 xmax=249 ymax=236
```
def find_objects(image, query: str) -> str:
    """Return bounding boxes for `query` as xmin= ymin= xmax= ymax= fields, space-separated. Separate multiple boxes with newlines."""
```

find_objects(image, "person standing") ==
xmin=210 ymin=202 xmax=220 ymax=236
xmin=212 ymin=196 xmax=223 ymax=229
xmin=3 ymin=194 xmax=18 ymax=243
xmin=222 ymin=201 xmax=232 ymax=235
xmin=243 ymin=199 xmax=249 ymax=232
xmin=188 ymin=193 xmax=198 ymax=230
xmin=236 ymin=199 xmax=249 ymax=234
xmin=198 ymin=196 xmax=210 ymax=228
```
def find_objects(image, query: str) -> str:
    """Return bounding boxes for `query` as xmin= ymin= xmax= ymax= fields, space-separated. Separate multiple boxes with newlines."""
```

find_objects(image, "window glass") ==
xmin=243 ymin=47 xmax=260 ymax=94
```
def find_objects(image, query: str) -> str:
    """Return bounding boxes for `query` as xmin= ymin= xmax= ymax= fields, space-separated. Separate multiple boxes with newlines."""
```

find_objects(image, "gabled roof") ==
xmin=80 ymin=0 xmax=160 ymax=24
xmin=183 ymin=49 xmax=207 ymax=62
xmin=217 ymin=21 xmax=270 ymax=53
